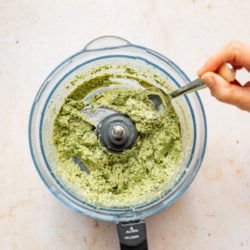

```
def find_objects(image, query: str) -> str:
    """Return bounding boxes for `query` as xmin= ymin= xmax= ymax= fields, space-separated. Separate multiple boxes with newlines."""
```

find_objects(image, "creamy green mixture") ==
xmin=53 ymin=75 xmax=182 ymax=208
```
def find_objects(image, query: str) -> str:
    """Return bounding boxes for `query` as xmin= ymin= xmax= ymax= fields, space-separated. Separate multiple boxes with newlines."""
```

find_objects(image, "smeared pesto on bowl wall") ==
xmin=52 ymin=74 xmax=182 ymax=208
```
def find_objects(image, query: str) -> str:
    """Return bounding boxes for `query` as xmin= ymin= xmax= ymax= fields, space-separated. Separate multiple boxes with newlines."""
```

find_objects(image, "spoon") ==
xmin=81 ymin=64 xmax=236 ymax=125
xmin=146 ymin=63 xmax=236 ymax=109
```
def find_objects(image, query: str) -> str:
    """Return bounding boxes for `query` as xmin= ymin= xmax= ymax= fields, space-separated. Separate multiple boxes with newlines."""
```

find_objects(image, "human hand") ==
xmin=197 ymin=41 xmax=250 ymax=111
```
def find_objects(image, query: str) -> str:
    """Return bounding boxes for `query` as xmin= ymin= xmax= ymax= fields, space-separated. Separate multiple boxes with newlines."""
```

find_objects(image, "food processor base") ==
xmin=117 ymin=221 xmax=148 ymax=250
xmin=120 ymin=240 xmax=148 ymax=250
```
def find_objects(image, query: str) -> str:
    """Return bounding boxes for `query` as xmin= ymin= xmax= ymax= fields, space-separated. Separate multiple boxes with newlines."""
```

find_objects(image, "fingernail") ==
xmin=197 ymin=69 xmax=203 ymax=76
xmin=197 ymin=66 xmax=205 ymax=76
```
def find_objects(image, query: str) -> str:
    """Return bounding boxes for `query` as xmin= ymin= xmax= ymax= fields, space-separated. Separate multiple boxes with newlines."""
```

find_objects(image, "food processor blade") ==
xmin=72 ymin=156 xmax=90 ymax=174
xmin=82 ymin=106 xmax=118 ymax=127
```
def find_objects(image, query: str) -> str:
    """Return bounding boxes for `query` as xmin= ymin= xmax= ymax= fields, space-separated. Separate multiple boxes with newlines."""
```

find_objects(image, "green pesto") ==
xmin=53 ymin=75 xmax=182 ymax=208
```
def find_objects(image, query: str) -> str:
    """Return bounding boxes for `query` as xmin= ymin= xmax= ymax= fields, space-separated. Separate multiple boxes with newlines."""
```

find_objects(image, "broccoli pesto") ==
xmin=53 ymin=75 xmax=182 ymax=208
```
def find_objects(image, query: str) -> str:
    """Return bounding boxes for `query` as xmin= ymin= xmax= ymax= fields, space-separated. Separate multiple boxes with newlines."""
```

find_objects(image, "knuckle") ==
xmin=213 ymin=91 xmax=226 ymax=101
xmin=212 ymin=86 xmax=233 ymax=102
xmin=225 ymin=40 xmax=244 ymax=64
xmin=227 ymin=40 xmax=242 ymax=50
xmin=226 ymin=41 xmax=244 ymax=57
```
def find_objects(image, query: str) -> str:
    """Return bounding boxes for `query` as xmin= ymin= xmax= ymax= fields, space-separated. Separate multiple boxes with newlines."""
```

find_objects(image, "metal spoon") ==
xmin=147 ymin=63 xmax=236 ymax=109
xmin=171 ymin=63 xmax=235 ymax=98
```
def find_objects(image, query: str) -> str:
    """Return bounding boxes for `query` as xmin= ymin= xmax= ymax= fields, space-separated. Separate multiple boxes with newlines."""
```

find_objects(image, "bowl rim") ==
xmin=28 ymin=37 xmax=207 ymax=223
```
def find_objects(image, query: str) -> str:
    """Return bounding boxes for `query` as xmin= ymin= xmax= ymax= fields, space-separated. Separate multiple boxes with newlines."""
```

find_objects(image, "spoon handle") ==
xmin=170 ymin=63 xmax=236 ymax=99
xmin=170 ymin=78 xmax=205 ymax=99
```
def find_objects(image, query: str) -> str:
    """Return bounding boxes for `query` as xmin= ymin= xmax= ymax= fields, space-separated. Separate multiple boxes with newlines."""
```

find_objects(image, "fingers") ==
xmin=198 ymin=41 xmax=250 ymax=75
xmin=198 ymin=41 xmax=250 ymax=111
xmin=201 ymin=72 xmax=250 ymax=111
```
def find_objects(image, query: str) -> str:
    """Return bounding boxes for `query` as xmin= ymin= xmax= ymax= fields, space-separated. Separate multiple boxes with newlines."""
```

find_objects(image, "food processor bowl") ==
xmin=29 ymin=36 xmax=207 ymax=248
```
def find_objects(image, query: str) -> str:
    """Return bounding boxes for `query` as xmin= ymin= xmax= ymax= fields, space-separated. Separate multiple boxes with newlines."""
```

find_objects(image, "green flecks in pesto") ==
xmin=53 ymin=75 xmax=182 ymax=208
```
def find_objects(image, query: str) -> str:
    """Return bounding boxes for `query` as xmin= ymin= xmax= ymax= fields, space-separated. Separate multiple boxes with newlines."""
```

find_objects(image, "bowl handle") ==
xmin=83 ymin=35 xmax=131 ymax=51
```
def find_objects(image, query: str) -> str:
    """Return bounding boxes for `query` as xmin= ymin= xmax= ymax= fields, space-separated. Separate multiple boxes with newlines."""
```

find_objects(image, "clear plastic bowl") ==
xmin=29 ymin=36 xmax=207 ymax=223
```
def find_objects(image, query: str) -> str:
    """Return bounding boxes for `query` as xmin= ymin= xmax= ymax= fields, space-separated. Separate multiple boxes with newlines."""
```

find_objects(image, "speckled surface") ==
xmin=0 ymin=0 xmax=250 ymax=249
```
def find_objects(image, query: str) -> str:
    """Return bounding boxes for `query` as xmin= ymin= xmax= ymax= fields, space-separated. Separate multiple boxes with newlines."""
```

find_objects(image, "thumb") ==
xmin=201 ymin=72 xmax=233 ymax=101
xmin=201 ymin=72 xmax=250 ymax=111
